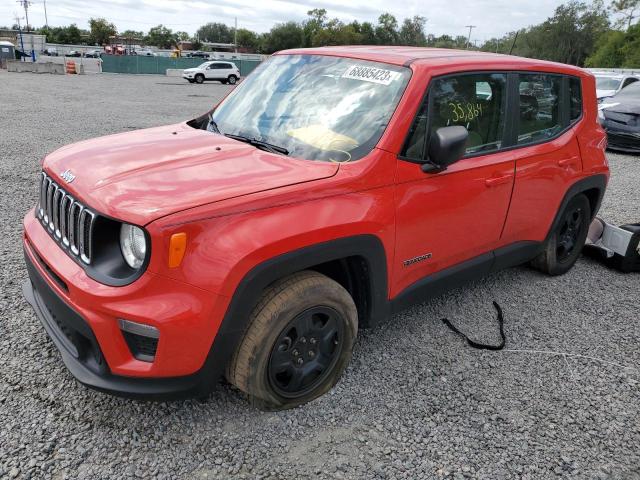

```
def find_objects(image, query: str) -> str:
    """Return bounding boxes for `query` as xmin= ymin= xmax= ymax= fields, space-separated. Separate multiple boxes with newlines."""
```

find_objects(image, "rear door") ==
xmin=205 ymin=63 xmax=223 ymax=79
xmin=393 ymin=72 xmax=516 ymax=296
xmin=500 ymin=73 xmax=584 ymax=245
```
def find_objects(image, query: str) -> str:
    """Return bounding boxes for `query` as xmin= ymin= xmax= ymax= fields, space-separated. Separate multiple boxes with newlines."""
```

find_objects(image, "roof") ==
xmin=0 ymin=40 xmax=14 ymax=47
xmin=276 ymin=46 xmax=586 ymax=75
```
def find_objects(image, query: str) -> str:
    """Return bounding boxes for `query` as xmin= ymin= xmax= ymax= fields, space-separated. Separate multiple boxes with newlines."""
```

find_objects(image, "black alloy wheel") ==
xmin=267 ymin=306 xmax=344 ymax=398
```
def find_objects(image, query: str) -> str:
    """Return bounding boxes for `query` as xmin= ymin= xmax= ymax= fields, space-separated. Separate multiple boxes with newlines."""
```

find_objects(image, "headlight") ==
xmin=120 ymin=224 xmax=147 ymax=269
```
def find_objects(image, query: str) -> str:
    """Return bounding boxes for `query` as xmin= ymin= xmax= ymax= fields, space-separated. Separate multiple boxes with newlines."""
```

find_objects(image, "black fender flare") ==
xmin=545 ymin=174 xmax=608 ymax=243
xmin=194 ymin=234 xmax=390 ymax=393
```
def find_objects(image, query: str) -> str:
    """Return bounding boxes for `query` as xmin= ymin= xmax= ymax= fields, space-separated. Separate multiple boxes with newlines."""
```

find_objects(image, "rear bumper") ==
xmin=23 ymin=249 xmax=217 ymax=399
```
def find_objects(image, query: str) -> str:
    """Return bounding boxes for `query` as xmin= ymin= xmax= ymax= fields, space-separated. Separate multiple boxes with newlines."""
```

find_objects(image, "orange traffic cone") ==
xmin=65 ymin=60 xmax=76 ymax=74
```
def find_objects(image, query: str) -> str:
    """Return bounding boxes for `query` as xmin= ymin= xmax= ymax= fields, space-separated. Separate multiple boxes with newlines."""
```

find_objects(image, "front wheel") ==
xmin=194 ymin=74 xmax=204 ymax=84
xmin=226 ymin=271 xmax=358 ymax=410
xmin=531 ymin=194 xmax=591 ymax=276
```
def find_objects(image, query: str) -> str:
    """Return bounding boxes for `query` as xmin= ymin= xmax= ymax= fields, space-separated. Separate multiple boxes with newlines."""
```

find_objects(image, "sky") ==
xmin=4 ymin=0 xmax=568 ymax=43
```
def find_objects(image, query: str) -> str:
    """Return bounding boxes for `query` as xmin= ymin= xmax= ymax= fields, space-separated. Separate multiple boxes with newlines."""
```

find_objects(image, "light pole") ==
xmin=465 ymin=25 xmax=476 ymax=49
xmin=43 ymin=0 xmax=49 ymax=28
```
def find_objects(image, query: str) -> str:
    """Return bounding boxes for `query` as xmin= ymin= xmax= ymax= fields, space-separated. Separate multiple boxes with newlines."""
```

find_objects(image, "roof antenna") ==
xmin=508 ymin=30 xmax=520 ymax=55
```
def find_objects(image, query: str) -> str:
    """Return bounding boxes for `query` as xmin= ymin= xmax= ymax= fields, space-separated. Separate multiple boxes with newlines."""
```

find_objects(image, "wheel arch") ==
xmin=545 ymin=174 xmax=607 ymax=242
xmin=194 ymin=235 xmax=390 ymax=391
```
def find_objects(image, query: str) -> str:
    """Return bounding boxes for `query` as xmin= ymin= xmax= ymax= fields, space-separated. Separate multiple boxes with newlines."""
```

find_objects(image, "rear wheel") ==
xmin=227 ymin=75 xmax=238 ymax=85
xmin=226 ymin=271 xmax=357 ymax=410
xmin=531 ymin=194 xmax=591 ymax=276
xmin=194 ymin=74 xmax=204 ymax=84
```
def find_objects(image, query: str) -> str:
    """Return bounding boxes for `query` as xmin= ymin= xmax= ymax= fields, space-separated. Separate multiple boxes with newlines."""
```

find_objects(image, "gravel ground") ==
xmin=1 ymin=70 xmax=639 ymax=480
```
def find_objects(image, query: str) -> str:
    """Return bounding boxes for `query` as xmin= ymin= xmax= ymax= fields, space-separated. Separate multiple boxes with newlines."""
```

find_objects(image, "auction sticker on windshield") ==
xmin=342 ymin=65 xmax=401 ymax=85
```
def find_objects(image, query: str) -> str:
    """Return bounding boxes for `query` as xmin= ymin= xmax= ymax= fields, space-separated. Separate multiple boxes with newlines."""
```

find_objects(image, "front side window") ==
xmin=212 ymin=55 xmax=411 ymax=162
xmin=517 ymin=74 xmax=562 ymax=145
xmin=402 ymin=73 xmax=507 ymax=160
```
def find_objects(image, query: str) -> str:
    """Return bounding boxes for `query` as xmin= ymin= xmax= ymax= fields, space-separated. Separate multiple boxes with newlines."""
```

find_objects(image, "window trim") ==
xmin=398 ymin=70 xmax=584 ymax=165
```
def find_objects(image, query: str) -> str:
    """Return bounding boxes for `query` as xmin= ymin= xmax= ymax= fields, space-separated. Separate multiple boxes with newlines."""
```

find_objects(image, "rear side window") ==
xmin=402 ymin=73 xmax=507 ymax=159
xmin=517 ymin=74 xmax=562 ymax=145
xmin=569 ymin=77 xmax=582 ymax=123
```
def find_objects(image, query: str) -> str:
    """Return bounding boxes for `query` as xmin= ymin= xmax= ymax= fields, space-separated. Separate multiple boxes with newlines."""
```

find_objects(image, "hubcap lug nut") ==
xmin=310 ymin=338 xmax=316 ymax=345
xmin=309 ymin=351 xmax=315 ymax=358
xmin=297 ymin=358 xmax=303 ymax=365
xmin=300 ymin=337 xmax=307 ymax=344
xmin=292 ymin=349 xmax=299 ymax=356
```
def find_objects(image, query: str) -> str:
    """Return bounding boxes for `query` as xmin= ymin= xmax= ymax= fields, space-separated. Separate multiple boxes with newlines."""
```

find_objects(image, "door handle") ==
xmin=485 ymin=175 xmax=512 ymax=187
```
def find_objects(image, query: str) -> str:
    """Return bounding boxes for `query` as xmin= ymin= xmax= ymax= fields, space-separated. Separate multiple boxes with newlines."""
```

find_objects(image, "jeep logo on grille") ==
xmin=60 ymin=169 xmax=76 ymax=183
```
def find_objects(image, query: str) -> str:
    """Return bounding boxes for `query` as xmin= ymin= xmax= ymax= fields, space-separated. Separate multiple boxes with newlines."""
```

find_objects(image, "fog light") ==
xmin=118 ymin=319 xmax=159 ymax=362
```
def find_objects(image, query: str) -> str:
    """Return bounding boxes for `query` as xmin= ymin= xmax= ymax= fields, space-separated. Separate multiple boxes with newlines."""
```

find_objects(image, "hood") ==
xmin=602 ymin=97 xmax=640 ymax=115
xmin=43 ymin=123 xmax=339 ymax=225
xmin=597 ymin=89 xmax=616 ymax=99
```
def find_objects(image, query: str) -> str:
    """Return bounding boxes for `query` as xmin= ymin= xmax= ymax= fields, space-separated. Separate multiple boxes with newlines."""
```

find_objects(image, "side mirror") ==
xmin=422 ymin=126 xmax=469 ymax=173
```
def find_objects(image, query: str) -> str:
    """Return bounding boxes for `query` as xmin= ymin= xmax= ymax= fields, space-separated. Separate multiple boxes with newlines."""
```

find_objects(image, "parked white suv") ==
xmin=182 ymin=61 xmax=240 ymax=85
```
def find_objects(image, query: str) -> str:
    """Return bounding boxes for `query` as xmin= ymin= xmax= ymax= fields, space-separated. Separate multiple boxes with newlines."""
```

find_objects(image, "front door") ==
xmin=393 ymin=72 xmax=515 ymax=297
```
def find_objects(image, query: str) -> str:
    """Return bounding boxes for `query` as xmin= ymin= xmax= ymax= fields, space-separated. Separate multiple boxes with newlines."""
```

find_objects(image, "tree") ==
xmin=175 ymin=31 xmax=191 ymax=42
xmin=196 ymin=22 xmax=233 ymax=43
xmin=88 ymin=18 xmax=116 ymax=45
xmin=354 ymin=21 xmax=377 ymax=44
xmin=261 ymin=22 xmax=304 ymax=53
xmin=235 ymin=28 xmax=259 ymax=51
xmin=398 ymin=15 xmax=427 ymax=46
xmin=146 ymin=24 xmax=176 ymax=48
xmin=611 ymin=0 xmax=639 ymax=29
xmin=586 ymin=23 xmax=640 ymax=66
xmin=375 ymin=13 xmax=399 ymax=45
xmin=303 ymin=8 xmax=328 ymax=47
xmin=120 ymin=29 xmax=145 ymax=41
xmin=311 ymin=18 xmax=362 ymax=46
xmin=480 ymin=0 xmax=609 ymax=66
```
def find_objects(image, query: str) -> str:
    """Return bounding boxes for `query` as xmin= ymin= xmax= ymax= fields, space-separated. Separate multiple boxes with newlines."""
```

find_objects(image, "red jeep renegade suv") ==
xmin=23 ymin=47 xmax=609 ymax=409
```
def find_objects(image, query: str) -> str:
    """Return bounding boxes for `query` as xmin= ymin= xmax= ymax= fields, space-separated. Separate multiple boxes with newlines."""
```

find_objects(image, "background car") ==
xmin=598 ymin=81 xmax=640 ymax=153
xmin=66 ymin=50 xmax=82 ymax=57
xmin=594 ymin=73 xmax=639 ymax=101
xmin=187 ymin=51 xmax=210 ymax=58
xmin=134 ymin=49 xmax=156 ymax=56
xmin=182 ymin=61 xmax=240 ymax=84
xmin=42 ymin=48 xmax=58 ymax=56
xmin=84 ymin=49 xmax=102 ymax=58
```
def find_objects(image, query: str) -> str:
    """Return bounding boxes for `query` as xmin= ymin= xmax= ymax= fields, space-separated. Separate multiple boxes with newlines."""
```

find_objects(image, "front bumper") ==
xmin=23 ymin=252 xmax=212 ymax=398
xmin=22 ymin=211 xmax=232 ymax=398
xmin=606 ymin=131 xmax=640 ymax=153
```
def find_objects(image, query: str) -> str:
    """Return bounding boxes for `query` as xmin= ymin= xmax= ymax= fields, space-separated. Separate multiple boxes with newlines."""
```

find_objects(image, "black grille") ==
xmin=122 ymin=331 xmax=158 ymax=362
xmin=37 ymin=172 xmax=96 ymax=264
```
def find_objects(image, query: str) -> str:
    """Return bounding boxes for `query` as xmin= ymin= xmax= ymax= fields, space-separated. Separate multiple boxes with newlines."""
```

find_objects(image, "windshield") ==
xmin=614 ymin=81 xmax=640 ymax=99
xmin=211 ymin=55 xmax=411 ymax=162
xmin=596 ymin=77 xmax=622 ymax=90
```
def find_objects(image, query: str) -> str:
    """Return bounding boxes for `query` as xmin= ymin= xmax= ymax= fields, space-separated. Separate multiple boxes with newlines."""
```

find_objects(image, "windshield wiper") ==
xmin=224 ymin=133 xmax=289 ymax=156
xmin=207 ymin=114 xmax=221 ymax=134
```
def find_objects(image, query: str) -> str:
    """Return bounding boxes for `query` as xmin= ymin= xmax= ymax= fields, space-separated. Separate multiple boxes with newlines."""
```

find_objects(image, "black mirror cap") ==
xmin=426 ymin=126 xmax=469 ymax=172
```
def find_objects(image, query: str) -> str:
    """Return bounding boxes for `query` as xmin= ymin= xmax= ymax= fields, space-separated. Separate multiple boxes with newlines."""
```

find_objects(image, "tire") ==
xmin=226 ymin=270 xmax=358 ymax=410
xmin=194 ymin=74 xmax=204 ymax=84
xmin=531 ymin=193 xmax=591 ymax=276
xmin=227 ymin=75 xmax=238 ymax=85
